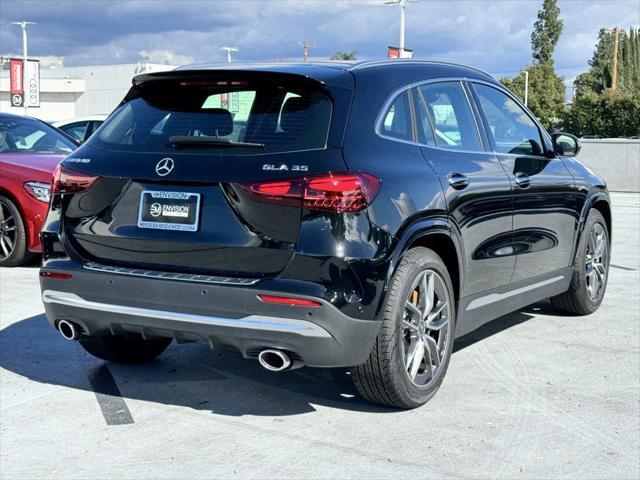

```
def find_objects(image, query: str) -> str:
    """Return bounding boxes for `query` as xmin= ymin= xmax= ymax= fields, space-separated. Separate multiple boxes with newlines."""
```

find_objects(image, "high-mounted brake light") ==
xmin=51 ymin=163 xmax=99 ymax=196
xmin=257 ymin=294 xmax=322 ymax=307
xmin=240 ymin=172 xmax=380 ymax=213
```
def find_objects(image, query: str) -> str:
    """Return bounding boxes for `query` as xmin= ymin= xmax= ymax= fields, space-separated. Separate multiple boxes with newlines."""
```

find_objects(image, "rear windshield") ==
xmin=94 ymin=79 xmax=332 ymax=155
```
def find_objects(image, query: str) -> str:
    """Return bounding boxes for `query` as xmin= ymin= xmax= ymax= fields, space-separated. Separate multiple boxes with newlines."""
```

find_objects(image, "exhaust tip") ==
xmin=258 ymin=349 xmax=292 ymax=372
xmin=58 ymin=320 xmax=79 ymax=341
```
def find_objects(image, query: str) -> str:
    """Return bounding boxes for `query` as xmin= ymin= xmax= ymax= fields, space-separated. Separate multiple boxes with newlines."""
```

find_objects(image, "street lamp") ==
xmin=384 ymin=0 xmax=416 ymax=57
xmin=220 ymin=47 xmax=239 ymax=64
xmin=11 ymin=21 xmax=36 ymax=115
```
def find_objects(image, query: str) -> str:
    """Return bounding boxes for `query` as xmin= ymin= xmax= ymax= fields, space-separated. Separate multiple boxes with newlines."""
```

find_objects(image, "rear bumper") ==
xmin=40 ymin=262 xmax=380 ymax=368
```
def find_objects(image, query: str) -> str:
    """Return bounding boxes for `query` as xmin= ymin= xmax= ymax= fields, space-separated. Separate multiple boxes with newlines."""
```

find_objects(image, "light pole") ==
xmin=220 ymin=47 xmax=239 ymax=64
xmin=385 ymin=0 xmax=415 ymax=57
xmin=11 ymin=21 xmax=36 ymax=115
xmin=524 ymin=70 xmax=529 ymax=107
xmin=298 ymin=42 xmax=315 ymax=62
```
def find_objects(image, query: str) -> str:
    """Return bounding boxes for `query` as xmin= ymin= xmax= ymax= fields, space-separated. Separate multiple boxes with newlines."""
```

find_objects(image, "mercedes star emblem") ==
xmin=155 ymin=158 xmax=174 ymax=176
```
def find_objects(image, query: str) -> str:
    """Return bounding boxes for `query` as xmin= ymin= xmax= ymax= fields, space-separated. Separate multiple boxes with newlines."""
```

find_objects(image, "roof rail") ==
xmin=348 ymin=59 xmax=494 ymax=78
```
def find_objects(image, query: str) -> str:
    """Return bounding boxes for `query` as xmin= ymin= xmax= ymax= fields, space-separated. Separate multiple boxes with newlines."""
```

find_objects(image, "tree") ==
xmin=501 ymin=63 xmax=566 ymax=129
xmin=500 ymin=0 xmax=566 ymax=128
xmin=330 ymin=50 xmax=358 ymax=61
xmin=531 ymin=0 xmax=563 ymax=64
xmin=574 ymin=27 xmax=640 ymax=96
xmin=563 ymin=90 xmax=640 ymax=137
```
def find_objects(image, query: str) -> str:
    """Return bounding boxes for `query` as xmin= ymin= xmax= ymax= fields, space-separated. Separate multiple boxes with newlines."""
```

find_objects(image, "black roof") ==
xmin=133 ymin=59 xmax=498 ymax=92
xmin=173 ymin=59 xmax=496 ymax=83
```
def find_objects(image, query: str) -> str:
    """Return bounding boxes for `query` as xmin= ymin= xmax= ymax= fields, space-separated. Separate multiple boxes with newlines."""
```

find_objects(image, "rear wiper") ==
xmin=169 ymin=136 xmax=265 ymax=149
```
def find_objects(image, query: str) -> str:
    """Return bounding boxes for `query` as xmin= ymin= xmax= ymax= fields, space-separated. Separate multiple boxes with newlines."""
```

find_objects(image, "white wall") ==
xmin=578 ymin=139 xmax=640 ymax=192
xmin=0 ymin=63 xmax=175 ymax=122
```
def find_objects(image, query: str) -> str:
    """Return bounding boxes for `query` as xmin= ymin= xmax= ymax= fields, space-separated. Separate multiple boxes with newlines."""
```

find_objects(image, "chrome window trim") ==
xmin=374 ymin=77 xmax=487 ymax=154
xmin=42 ymin=290 xmax=331 ymax=338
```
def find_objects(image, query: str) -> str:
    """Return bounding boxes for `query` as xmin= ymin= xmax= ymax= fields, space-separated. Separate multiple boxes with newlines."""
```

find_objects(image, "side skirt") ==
xmin=455 ymin=266 xmax=573 ymax=338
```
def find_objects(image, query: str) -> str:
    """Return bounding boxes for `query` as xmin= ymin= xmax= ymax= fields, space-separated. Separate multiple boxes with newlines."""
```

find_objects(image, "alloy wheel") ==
xmin=0 ymin=200 xmax=17 ymax=260
xmin=585 ymin=222 xmax=608 ymax=301
xmin=401 ymin=269 xmax=451 ymax=387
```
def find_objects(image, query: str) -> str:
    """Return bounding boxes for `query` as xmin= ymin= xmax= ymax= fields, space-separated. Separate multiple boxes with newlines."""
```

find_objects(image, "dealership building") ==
xmin=0 ymin=61 xmax=176 ymax=122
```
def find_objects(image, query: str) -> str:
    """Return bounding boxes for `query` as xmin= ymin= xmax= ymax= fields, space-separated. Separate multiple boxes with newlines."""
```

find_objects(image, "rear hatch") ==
xmin=58 ymin=69 xmax=354 ymax=277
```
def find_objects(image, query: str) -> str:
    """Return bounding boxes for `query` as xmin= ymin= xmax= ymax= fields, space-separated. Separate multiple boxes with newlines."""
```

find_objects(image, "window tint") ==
xmin=0 ymin=116 xmax=75 ymax=153
xmin=61 ymin=122 xmax=89 ymax=142
xmin=474 ymin=84 xmax=544 ymax=156
xmin=380 ymin=91 xmax=413 ymax=141
xmin=96 ymin=82 xmax=331 ymax=155
xmin=417 ymin=82 xmax=482 ymax=151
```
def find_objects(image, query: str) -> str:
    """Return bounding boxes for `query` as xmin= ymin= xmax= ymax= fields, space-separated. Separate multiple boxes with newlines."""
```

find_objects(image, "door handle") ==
xmin=514 ymin=172 xmax=532 ymax=189
xmin=448 ymin=173 xmax=469 ymax=190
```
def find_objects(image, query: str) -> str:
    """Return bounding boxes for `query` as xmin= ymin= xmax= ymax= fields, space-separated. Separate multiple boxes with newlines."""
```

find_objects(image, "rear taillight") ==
xmin=51 ymin=163 xmax=99 ymax=195
xmin=240 ymin=172 xmax=380 ymax=213
xmin=40 ymin=271 xmax=73 ymax=280
xmin=257 ymin=294 xmax=322 ymax=307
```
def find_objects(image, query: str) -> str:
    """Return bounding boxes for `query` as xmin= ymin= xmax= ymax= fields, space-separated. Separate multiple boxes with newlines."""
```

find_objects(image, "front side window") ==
xmin=473 ymin=84 xmax=544 ymax=156
xmin=96 ymin=80 xmax=332 ymax=156
xmin=380 ymin=91 xmax=413 ymax=142
xmin=416 ymin=82 xmax=482 ymax=151
xmin=0 ymin=116 xmax=76 ymax=154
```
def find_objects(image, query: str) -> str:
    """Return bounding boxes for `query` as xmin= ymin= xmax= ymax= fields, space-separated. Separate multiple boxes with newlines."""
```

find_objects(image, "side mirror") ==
xmin=552 ymin=132 xmax=581 ymax=157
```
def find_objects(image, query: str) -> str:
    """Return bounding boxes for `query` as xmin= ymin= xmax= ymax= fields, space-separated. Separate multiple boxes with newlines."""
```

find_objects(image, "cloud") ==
xmin=0 ymin=0 xmax=637 ymax=78
xmin=138 ymin=49 xmax=194 ymax=65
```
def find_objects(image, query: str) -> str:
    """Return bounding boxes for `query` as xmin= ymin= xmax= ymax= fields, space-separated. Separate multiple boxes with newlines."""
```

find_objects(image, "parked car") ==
xmin=53 ymin=115 xmax=108 ymax=144
xmin=39 ymin=61 xmax=611 ymax=408
xmin=0 ymin=113 xmax=77 ymax=266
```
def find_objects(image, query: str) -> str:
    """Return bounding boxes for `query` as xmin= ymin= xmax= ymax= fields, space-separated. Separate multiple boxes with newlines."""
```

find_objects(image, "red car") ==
xmin=0 ymin=113 xmax=77 ymax=266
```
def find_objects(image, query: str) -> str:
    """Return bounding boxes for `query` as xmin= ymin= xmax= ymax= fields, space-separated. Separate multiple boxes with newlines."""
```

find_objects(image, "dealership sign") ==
xmin=387 ymin=46 xmax=414 ymax=59
xmin=9 ymin=58 xmax=40 ymax=108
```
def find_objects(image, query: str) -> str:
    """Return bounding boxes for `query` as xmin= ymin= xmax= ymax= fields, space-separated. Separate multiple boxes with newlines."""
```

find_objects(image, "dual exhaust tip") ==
xmin=58 ymin=320 xmax=300 ymax=373
xmin=57 ymin=320 xmax=80 ymax=341
xmin=258 ymin=349 xmax=301 ymax=372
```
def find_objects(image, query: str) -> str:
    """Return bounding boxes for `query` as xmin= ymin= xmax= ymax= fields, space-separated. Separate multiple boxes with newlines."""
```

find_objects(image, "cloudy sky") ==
xmin=0 ymin=0 xmax=638 ymax=81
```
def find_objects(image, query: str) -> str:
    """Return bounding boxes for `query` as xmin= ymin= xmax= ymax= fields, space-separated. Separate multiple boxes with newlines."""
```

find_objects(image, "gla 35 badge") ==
xmin=262 ymin=164 xmax=309 ymax=172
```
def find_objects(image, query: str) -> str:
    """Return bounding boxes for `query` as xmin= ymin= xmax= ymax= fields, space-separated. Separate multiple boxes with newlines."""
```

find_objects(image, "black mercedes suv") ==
xmin=39 ymin=60 xmax=611 ymax=408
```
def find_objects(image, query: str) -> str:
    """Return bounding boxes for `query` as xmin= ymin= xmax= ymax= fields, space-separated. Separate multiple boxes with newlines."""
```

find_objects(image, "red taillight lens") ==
xmin=51 ymin=163 xmax=99 ymax=195
xmin=257 ymin=294 xmax=322 ymax=307
xmin=303 ymin=172 xmax=380 ymax=212
xmin=40 ymin=271 xmax=73 ymax=280
xmin=239 ymin=172 xmax=380 ymax=213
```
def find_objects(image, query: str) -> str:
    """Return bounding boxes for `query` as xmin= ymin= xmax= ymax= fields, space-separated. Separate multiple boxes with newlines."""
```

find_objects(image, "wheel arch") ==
xmin=573 ymin=190 xmax=612 ymax=263
xmin=384 ymin=218 xmax=464 ymax=307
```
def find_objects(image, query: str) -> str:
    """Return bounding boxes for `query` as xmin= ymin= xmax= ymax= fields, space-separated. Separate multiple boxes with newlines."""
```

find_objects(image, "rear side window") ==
xmin=380 ymin=91 xmax=413 ymax=141
xmin=61 ymin=122 xmax=89 ymax=142
xmin=416 ymin=82 xmax=482 ymax=151
xmin=95 ymin=80 xmax=332 ymax=155
xmin=473 ymin=84 xmax=544 ymax=156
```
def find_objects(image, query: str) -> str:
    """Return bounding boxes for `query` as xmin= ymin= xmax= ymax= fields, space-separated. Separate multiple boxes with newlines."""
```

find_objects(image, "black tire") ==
xmin=551 ymin=209 xmax=610 ymax=315
xmin=351 ymin=247 xmax=456 ymax=409
xmin=0 ymin=195 xmax=31 ymax=267
xmin=79 ymin=333 xmax=172 ymax=364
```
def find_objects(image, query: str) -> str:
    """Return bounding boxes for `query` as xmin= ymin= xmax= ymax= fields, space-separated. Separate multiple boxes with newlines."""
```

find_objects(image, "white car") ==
xmin=53 ymin=114 xmax=108 ymax=143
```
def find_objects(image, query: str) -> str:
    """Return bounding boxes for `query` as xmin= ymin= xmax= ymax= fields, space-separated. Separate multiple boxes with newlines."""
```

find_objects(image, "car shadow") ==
xmin=0 ymin=301 xmax=555 ymax=417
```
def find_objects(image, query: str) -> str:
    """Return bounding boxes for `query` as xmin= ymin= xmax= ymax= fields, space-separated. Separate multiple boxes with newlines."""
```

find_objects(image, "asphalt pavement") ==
xmin=1 ymin=192 xmax=638 ymax=479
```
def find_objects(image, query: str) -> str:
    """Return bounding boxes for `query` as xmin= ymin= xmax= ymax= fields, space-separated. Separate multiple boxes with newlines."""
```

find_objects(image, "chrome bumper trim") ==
xmin=83 ymin=262 xmax=259 ymax=286
xmin=42 ymin=290 xmax=331 ymax=338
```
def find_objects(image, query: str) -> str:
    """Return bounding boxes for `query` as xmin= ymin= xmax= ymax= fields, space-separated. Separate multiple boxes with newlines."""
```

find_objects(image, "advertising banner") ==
xmin=26 ymin=60 xmax=40 ymax=107
xmin=9 ymin=59 xmax=24 ymax=107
